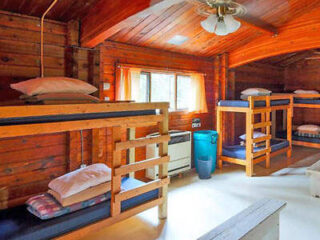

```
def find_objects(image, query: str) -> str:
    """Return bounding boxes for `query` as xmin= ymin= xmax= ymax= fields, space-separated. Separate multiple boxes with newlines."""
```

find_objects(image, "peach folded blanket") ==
xmin=48 ymin=181 xmax=111 ymax=207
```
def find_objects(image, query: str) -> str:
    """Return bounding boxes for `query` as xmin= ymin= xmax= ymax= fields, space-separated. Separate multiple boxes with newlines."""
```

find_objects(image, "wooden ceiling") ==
xmin=0 ymin=0 xmax=100 ymax=22
xmin=107 ymin=0 xmax=320 ymax=57
xmin=257 ymin=49 xmax=320 ymax=68
xmin=1 ymin=0 xmax=320 ymax=61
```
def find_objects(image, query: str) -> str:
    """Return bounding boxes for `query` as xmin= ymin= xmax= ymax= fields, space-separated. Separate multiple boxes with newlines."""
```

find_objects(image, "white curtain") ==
xmin=188 ymin=73 xmax=208 ymax=113
xmin=116 ymin=67 xmax=141 ymax=101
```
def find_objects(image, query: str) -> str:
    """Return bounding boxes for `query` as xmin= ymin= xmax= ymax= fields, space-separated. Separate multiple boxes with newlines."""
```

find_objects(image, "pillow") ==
xmin=241 ymin=88 xmax=272 ymax=96
xmin=48 ymin=181 xmax=111 ymax=207
xmin=10 ymin=77 xmax=97 ymax=96
xmin=297 ymin=125 xmax=320 ymax=133
xmin=20 ymin=93 xmax=100 ymax=103
xmin=48 ymin=163 xmax=111 ymax=199
xmin=26 ymin=192 xmax=110 ymax=220
xmin=294 ymin=90 xmax=319 ymax=94
xmin=239 ymin=131 xmax=267 ymax=141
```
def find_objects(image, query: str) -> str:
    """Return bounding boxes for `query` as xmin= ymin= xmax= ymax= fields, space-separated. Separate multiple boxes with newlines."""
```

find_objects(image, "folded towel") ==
xmin=48 ymin=163 xmax=111 ymax=199
xmin=48 ymin=181 xmax=111 ymax=207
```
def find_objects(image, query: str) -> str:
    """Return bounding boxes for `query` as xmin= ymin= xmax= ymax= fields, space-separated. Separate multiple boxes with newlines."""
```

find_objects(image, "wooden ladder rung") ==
xmin=115 ymin=135 xmax=170 ymax=151
xmin=114 ymin=156 xmax=170 ymax=176
xmin=253 ymin=149 xmax=271 ymax=158
xmin=253 ymin=155 xmax=267 ymax=164
xmin=115 ymin=177 xmax=170 ymax=202
xmin=253 ymin=135 xmax=271 ymax=143
xmin=252 ymin=121 xmax=271 ymax=129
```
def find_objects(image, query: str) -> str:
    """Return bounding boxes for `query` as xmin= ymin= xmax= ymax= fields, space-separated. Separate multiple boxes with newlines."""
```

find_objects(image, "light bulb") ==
xmin=200 ymin=14 xmax=218 ymax=33
xmin=224 ymin=15 xmax=241 ymax=33
xmin=215 ymin=20 xmax=228 ymax=36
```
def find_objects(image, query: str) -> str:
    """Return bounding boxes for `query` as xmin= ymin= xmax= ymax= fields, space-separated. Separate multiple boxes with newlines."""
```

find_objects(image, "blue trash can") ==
xmin=194 ymin=130 xmax=218 ymax=175
xmin=197 ymin=156 xmax=213 ymax=179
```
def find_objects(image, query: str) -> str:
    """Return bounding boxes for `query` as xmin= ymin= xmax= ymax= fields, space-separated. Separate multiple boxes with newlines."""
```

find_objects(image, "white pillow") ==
xmin=239 ymin=131 xmax=267 ymax=141
xmin=11 ymin=77 xmax=97 ymax=96
xmin=241 ymin=88 xmax=272 ymax=96
xmin=294 ymin=90 xmax=319 ymax=94
xmin=48 ymin=163 xmax=111 ymax=198
xmin=297 ymin=125 xmax=320 ymax=132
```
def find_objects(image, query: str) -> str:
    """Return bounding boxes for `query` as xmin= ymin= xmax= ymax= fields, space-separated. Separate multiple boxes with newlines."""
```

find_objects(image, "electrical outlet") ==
xmin=192 ymin=123 xmax=201 ymax=128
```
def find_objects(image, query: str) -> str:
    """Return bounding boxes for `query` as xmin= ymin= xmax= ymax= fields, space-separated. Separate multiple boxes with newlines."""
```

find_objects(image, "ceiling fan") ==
xmin=188 ymin=0 xmax=278 ymax=36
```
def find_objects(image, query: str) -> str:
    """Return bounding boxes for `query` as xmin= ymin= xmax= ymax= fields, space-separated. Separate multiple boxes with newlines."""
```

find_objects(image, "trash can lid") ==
xmin=193 ymin=130 xmax=218 ymax=140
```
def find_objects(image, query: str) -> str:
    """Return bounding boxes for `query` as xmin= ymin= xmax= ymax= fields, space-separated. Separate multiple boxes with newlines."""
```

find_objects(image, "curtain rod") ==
xmin=117 ymin=63 xmax=206 ymax=76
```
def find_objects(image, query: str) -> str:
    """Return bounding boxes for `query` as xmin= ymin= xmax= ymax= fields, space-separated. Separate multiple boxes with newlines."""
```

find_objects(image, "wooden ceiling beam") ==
xmin=80 ymin=0 xmax=184 ymax=48
xmin=237 ymin=15 xmax=278 ymax=36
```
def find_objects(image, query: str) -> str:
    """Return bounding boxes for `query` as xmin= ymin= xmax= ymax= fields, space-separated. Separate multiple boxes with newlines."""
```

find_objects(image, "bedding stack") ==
xmin=295 ymin=125 xmax=320 ymax=138
xmin=26 ymin=164 xmax=113 ymax=220
xmin=10 ymin=77 xmax=100 ymax=104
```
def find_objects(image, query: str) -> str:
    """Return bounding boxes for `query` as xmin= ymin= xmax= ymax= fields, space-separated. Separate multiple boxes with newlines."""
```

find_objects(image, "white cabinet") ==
xmin=146 ymin=130 xmax=191 ymax=179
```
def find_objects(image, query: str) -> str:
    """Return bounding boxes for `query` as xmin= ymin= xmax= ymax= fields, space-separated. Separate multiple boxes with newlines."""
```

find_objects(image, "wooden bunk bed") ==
xmin=217 ymin=94 xmax=293 ymax=177
xmin=276 ymin=94 xmax=320 ymax=149
xmin=0 ymin=102 xmax=170 ymax=240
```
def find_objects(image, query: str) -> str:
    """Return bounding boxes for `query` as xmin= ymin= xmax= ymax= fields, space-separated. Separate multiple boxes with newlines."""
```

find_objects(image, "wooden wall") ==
xmin=285 ymin=59 xmax=320 ymax=126
xmin=230 ymin=62 xmax=285 ymax=143
xmin=101 ymin=41 xmax=215 ymax=173
xmin=0 ymin=11 xmax=103 ymax=208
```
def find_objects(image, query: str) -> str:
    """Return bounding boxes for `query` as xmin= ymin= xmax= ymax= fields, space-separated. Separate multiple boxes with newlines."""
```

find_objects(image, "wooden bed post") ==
xmin=287 ymin=96 xmax=293 ymax=163
xmin=246 ymin=97 xmax=254 ymax=177
xmin=111 ymin=126 xmax=122 ymax=217
xmin=158 ymin=107 xmax=169 ymax=219
xmin=265 ymin=97 xmax=271 ymax=169
xmin=217 ymin=107 xmax=223 ymax=169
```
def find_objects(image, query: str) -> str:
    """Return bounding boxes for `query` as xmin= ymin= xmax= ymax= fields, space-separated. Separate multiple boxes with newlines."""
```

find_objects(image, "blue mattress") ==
xmin=218 ymin=99 xmax=290 ymax=108
xmin=222 ymin=139 xmax=290 ymax=160
xmin=0 ymin=178 xmax=159 ymax=240
xmin=277 ymin=131 xmax=320 ymax=144
xmin=294 ymin=98 xmax=320 ymax=104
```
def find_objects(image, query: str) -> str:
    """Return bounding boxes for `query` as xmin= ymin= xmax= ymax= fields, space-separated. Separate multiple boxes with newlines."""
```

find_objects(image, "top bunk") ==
xmin=217 ymin=94 xmax=293 ymax=112
xmin=293 ymin=94 xmax=320 ymax=108
xmin=0 ymin=102 xmax=168 ymax=138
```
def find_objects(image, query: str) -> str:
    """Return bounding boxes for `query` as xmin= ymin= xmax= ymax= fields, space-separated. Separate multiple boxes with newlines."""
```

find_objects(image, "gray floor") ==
xmin=83 ymin=146 xmax=320 ymax=240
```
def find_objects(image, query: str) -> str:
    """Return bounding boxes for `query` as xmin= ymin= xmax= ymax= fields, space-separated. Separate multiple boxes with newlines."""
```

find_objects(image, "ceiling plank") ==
xmin=237 ymin=14 xmax=278 ymax=36
xmin=80 ymin=0 xmax=184 ymax=48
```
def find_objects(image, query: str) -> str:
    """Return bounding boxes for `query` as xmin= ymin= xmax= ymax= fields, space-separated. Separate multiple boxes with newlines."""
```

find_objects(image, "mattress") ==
xmin=0 ymin=177 xmax=159 ymax=240
xmin=0 ymin=110 xmax=156 ymax=126
xmin=277 ymin=131 xmax=320 ymax=144
xmin=294 ymin=98 xmax=320 ymax=104
xmin=222 ymin=139 xmax=290 ymax=160
xmin=218 ymin=99 xmax=290 ymax=108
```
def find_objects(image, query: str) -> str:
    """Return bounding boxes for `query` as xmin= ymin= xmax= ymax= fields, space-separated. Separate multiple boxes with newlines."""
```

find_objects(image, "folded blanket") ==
xmin=26 ymin=192 xmax=110 ymax=220
xmin=48 ymin=181 xmax=111 ymax=207
xmin=49 ymin=163 xmax=111 ymax=199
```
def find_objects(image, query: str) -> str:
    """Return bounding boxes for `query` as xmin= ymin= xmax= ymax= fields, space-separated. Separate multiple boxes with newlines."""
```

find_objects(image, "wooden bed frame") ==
xmin=0 ymin=102 xmax=170 ymax=239
xmin=292 ymin=94 xmax=320 ymax=149
xmin=217 ymin=94 xmax=293 ymax=177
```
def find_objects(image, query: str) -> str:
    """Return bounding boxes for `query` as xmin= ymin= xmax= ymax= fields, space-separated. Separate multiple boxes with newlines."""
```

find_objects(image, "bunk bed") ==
xmin=0 ymin=102 xmax=170 ymax=240
xmin=217 ymin=94 xmax=293 ymax=177
xmin=278 ymin=93 xmax=320 ymax=149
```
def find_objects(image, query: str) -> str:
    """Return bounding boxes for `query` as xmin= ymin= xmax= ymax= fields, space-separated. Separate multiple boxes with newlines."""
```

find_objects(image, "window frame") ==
xmin=141 ymin=71 xmax=191 ymax=112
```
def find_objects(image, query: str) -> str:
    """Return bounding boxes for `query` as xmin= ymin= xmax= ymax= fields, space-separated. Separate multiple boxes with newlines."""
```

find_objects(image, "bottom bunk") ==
xmin=0 ymin=177 xmax=159 ymax=240
xmin=222 ymin=139 xmax=290 ymax=160
xmin=277 ymin=131 xmax=320 ymax=149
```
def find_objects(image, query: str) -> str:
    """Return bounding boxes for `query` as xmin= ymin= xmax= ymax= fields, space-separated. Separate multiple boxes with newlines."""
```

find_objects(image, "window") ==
xmin=139 ymin=72 xmax=192 ymax=111
xmin=116 ymin=66 xmax=207 ymax=113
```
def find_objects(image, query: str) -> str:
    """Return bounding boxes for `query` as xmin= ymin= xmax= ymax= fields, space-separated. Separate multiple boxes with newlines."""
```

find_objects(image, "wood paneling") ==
xmin=101 ymin=41 xmax=215 ymax=174
xmin=229 ymin=7 xmax=320 ymax=68
xmin=0 ymin=11 xmax=104 ymax=208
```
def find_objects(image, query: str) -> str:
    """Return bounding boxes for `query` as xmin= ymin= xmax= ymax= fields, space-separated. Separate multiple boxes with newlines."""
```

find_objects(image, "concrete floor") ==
xmin=82 ymin=146 xmax=320 ymax=240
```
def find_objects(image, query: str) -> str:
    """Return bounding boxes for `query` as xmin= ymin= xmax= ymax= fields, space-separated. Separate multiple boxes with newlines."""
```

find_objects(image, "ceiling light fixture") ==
xmin=197 ymin=0 xmax=246 ymax=36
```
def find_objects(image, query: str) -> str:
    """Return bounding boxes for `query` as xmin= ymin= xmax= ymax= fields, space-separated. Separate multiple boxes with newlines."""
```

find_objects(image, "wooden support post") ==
xmin=227 ymin=70 xmax=236 ymax=145
xmin=213 ymin=56 xmax=220 ymax=129
xmin=88 ymin=48 xmax=101 ymax=98
xmin=67 ymin=20 xmax=80 ymax=46
xmin=246 ymin=97 xmax=254 ymax=177
xmin=220 ymin=54 xmax=228 ymax=144
xmin=158 ymin=107 xmax=169 ymax=219
xmin=287 ymin=97 xmax=293 ymax=164
xmin=127 ymin=128 xmax=136 ymax=178
xmin=282 ymin=110 xmax=287 ymax=131
xmin=111 ymin=126 xmax=122 ymax=217
xmin=217 ymin=108 xmax=223 ymax=169
xmin=265 ymin=97 xmax=271 ymax=169
xmin=271 ymin=111 xmax=276 ymax=138
xmin=66 ymin=47 xmax=79 ymax=79
xmin=67 ymin=131 xmax=81 ymax=172
xmin=92 ymin=128 xmax=103 ymax=164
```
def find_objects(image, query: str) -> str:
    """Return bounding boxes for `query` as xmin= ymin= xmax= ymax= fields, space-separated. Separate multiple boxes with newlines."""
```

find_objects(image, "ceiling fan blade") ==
xmin=236 ymin=13 xmax=278 ymax=35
